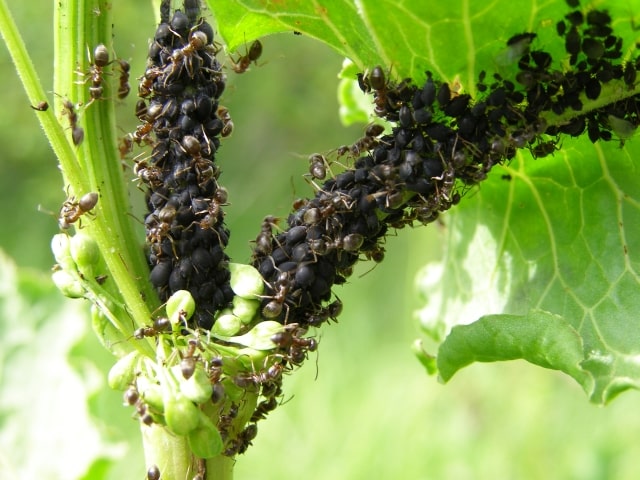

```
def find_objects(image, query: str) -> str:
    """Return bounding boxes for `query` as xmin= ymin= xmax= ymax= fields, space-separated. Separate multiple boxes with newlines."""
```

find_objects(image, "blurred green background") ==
xmin=2 ymin=1 xmax=640 ymax=479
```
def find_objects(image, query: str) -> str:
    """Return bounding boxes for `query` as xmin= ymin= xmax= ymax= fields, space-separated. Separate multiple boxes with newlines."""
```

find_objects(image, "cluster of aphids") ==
xmin=132 ymin=0 xmax=234 ymax=329
xmin=249 ymin=0 xmax=640 ymax=333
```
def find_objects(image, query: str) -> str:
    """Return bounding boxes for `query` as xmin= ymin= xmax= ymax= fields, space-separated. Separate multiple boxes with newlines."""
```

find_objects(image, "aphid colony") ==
xmin=127 ymin=0 xmax=640 ymax=466
xmin=133 ymin=0 xmax=234 ymax=331
xmin=249 ymin=0 xmax=640 ymax=336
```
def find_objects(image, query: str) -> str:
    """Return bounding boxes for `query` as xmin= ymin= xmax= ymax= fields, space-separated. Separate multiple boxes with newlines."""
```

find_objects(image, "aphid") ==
xmin=59 ymin=191 xmax=98 ymax=229
xmin=30 ymin=101 xmax=48 ymax=111
xmin=229 ymin=40 xmax=263 ymax=74
xmin=565 ymin=26 xmax=581 ymax=55
xmin=217 ymin=105 xmax=234 ymax=137
xmin=60 ymin=98 xmax=84 ymax=146
xmin=116 ymin=59 xmax=130 ymax=99
xmin=624 ymin=62 xmax=636 ymax=87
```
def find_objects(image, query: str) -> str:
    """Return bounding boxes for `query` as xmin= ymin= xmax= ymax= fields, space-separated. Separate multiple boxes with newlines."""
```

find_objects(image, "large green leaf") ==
xmin=209 ymin=0 xmax=640 ymax=85
xmin=417 ymin=139 xmax=640 ymax=404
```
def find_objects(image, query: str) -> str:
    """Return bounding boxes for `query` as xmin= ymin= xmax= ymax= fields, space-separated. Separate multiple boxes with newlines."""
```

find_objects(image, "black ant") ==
xmin=59 ymin=191 xmax=98 ymax=229
xmin=116 ymin=59 xmax=130 ymax=99
xmin=133 ymin=317 xmax=170 ymax=340
xmin=229 ymin=40 xmax=262 ymax=73
xmin=253 ymin=215 xmax=280 ymax=256
xmin=217 ymin=105 xmax=234 ymax=137
xmin=179 ymin=135 xmax=218 ymax=188
xmin=168 ymin=29 xmax=209 ymax=79
xmin=59 ymin=97 xmax=84 ymax=146
xmin=180 ymin=337 xmax=202 ymax=379
xmin=78 ymin=44 xmax=110 ymax=105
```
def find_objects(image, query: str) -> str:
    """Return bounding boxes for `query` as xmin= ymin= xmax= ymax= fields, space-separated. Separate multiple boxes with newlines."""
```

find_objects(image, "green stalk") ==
xmin=51 ymin=0 xmax=160 ymax=350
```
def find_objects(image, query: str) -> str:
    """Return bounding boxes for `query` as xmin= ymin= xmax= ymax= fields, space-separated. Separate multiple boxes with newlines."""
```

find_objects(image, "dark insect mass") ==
xmin=130 ymin=0 xmax=640 ymax=458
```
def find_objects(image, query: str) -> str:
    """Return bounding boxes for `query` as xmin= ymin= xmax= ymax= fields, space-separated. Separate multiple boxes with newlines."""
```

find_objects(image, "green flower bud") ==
xmin=137 ymin=377 xmax=165 ymax=414
xmin=164 ymin=393 xmax=200 ymax=436
xmin=51 ymin=233 xmax=75 ymax=271
xmin=91 ymin=304 xmax=128 ymax=356
xmin=108 ymin=351 xmax=140 ymax=391
xmin=69 ymin=231 xmax=100 ymax=275
xmin=51 ymin=269 xmax=84 ymax=298
xmin=211 ymin=309 xmax=241 ymax=337
xmin=229 ymin=263 xmax=264 ymax=298
xmin=229 ymin=321 xmax=285 ymax=350
xmin=232 ymin=296 xmax=261 ymax=325
xmin=166 ymin=290 xmax=196 ymax=325
xmin=187 ymin=412 xmax=223 ymax=459
xmin=177 ymin=365 xmax=213 ymax=404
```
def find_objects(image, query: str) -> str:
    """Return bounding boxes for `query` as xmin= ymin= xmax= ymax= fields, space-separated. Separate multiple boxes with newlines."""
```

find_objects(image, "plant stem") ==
xmin=141 ymin=425 xmax=235 ymax=480
xmin=51 ymin=0 xmax=161 ymax=345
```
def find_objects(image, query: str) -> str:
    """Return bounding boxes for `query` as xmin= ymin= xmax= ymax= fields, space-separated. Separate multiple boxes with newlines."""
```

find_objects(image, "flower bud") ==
xmin=176 ymin=365 xmax=213 ymax=404
xmin=229 ymin=263 xmax=264 ymax=298
xmin=69 ymin=231 xmax=100 ymax=276
xmin=211 ymin=309 xmax=241 ymax=337
xmin=229 ymin=321 xmax=285 ymax=350
xmin=166 ymin=289 xmax=196 ymax=325
xmin=232 ymin=296 xmax=260 ymax=325
xmin=164 ymin=393 xmax=200 ymax=436
xmin=108 ymin=351 xmax=140 ymax=391
xmin=51 ymin=233 xmax=75 ymax=271
xmin=51 ymin=269 xmax=84 ymax=298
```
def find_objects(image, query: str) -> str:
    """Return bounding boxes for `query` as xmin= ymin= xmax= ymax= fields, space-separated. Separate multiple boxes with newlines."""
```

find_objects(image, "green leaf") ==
xmin=417 ymin=138 xmax=640 ymax=404
xmin=437 ymin=311 xmax=590 ymax=386
xmin=209 ymin=0 xmax=640 ymax=84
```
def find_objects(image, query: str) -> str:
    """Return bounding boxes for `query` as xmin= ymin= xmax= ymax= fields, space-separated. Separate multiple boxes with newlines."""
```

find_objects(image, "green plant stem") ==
xmin=141 ymin=425 xmax=235 ymax=480
xmin=0 ymin=0 xmax=86 ymax=191
xmin=52 ymin=0 xmax=161 ymax=348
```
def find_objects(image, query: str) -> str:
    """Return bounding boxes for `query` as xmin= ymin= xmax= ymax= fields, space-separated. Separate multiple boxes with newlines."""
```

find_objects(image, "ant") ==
xmin=59 ymin=97 xmax=84 ymax=146
xmin=123 ymin=386 xmax=154 ymax=426
xmin=229 ymin=39 xmax=262 ymax=74
xmin=138 ymin=67 xmax=162 ymax=98
xmin=133 ymin=317 xmax=170 ymax=340
xmin=169 ymin=29 xmax=209 ymax=79
xmin=217 ymin=105 xmax=234 ymax=137
xmin=179 ymin=135 xmax=218 ymax=188
xmin=180 ymin=337 xmax=202 ymax=379
xmin=77 ymin=44 xmax=111 ymax=105
xmin=116 ymin=59 xmax=130 ymax=99
xmin=133 ymin=157 xmax=164 ymax=188
xmin=59 ymin=191 xmax=98 ymax=229
xmin=307 ymin=153 xmax=334 ymax=180
xmin=253 ymin=215 xmax=280 ymax=256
